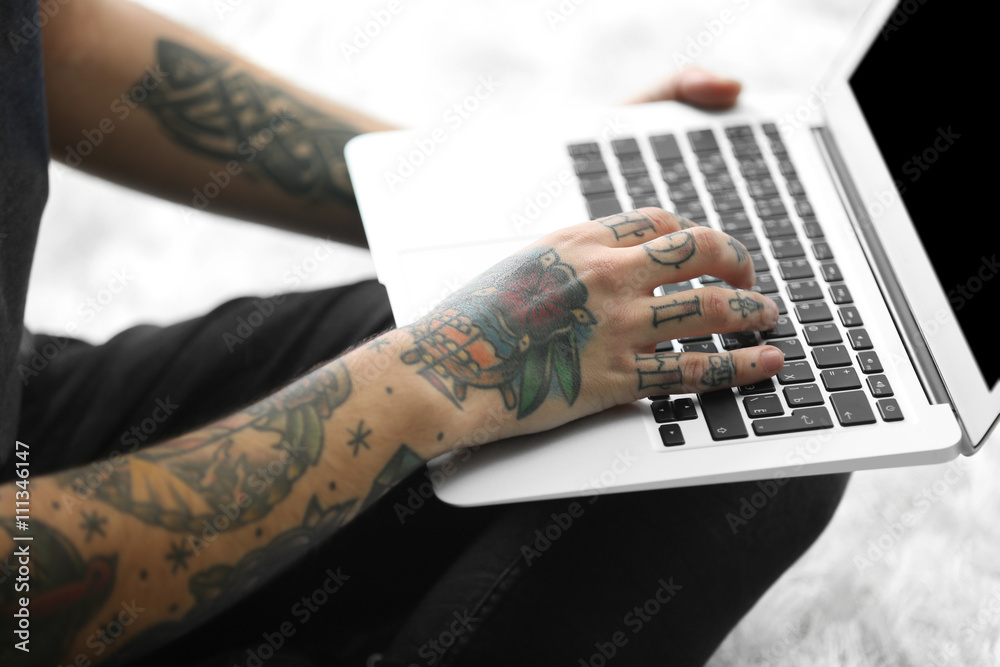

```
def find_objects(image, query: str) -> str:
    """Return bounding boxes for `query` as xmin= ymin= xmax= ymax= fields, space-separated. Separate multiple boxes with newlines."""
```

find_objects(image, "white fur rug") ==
xmin=26 ymin=1 xmax=999 ymax=664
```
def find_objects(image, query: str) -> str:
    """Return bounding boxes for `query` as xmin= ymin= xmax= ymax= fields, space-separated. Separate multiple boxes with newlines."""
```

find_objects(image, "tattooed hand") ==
xmin=400 ymin=207 xmax=783 ymax=441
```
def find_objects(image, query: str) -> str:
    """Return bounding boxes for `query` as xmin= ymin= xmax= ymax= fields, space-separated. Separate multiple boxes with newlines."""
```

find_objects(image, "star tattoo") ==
xmin=166 ymin=540 xmax=195 ymax=573
xmin=79 ymin=510 xmax=108 ymax=542
xmin=346 ymin=420 xmax=372 ymax=456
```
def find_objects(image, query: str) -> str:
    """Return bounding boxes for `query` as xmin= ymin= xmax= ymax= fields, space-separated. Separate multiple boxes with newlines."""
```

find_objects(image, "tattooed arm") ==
xmin=41 ymin=0 xmax=395 ymax=246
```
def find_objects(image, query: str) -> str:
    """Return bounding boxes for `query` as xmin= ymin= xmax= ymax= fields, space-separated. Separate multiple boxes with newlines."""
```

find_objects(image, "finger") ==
xmin=636 ymin=287 xmax=779 ymax=345
xmin=633 ymin=347 xmax=784 ymax=397
xmin=586 ymin=208 xmax=701 ymax=248
xmin=632 ymin=226 xmax=755 ymax=289
xmin=625 ymin=69 xmax=742 ymax=110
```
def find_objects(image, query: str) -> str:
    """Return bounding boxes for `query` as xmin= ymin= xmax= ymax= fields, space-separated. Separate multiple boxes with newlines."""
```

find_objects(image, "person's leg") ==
xmin=377 ymin=473 xmax=850 ymax=667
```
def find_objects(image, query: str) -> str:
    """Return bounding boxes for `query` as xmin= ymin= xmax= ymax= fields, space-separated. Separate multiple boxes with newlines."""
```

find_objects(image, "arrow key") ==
xmin=830 ymin=390 xmax=876 ymax=426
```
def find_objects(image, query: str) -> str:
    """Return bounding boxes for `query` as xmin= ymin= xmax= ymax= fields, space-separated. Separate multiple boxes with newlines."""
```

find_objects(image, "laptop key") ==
xmin=683 ymin=341 xmax=719 ymax=353
xmin=867 ymin=374 xmax=893 ymax=397
xmin=698 ymin=153 xmax=728 ymax=175
xmin=568 ymin=142 xmax=601 ymax=157
xmin=821 ymin=262 xmax=843 ymax=282
xmin=777 ymin=361 xmax=815 ymax=385
xmin=771 ymin=238 xmax=804 ymax=258
xmin=811 ymin=241 xmax=834 ymax=260
xmin=672 ymin=398 xmax=698 ymax=420
xmin=658 ymin=280 xmax=693 ymax=295
xmin=632 ymin=195 xmax=662 ymax=209
xmin=655 ymin=340 xmax=674 ymax=353
xmin=699 ymin=390 xmax=749 ymax=440
xmin=676 ymin=201 xmax=707 ymax=220
xmin=877 ymin=398 xmax=904 ymax=422
xmin=778 ymin=259 xmax=815 ymax=280
xmin=771 ymin=295 xmax=788 ymax=315
xmin=771 ymin=337 xmax=805 ymax=360
xmin=611 ymin=137 xmax=641 ymax=156
xmin=811 ymin=344 xmax=851 ymax=368
xmin=750 ymin=252 xmax=770 ymax=273
xmin=794 ymin=198 xmax=815 ymax=218
xmin=725 ymin=125 xmax=754 ymax=139
xmin=752 ymin=273 xmax=779 ymax=294
xmin=762 ymin=217 xmax=796 ymax=239
xmin=650 ymin=135 xmax=683 ymax=162
xmin=783 ymin=383 xmax=824 ymax=407
xmin=803 ymin=323 xmax=842 ymax=346
xmin=720 ymin=331 xmax=758 ymax=350
xmin=857 ymin=352 xmax=883 ymax=373
xmin=802 ymin=218 xmax=825 ymax=239
xmin=744 ymin=395 xmax=784 ymax=418
xmin=752 ymin=407 xmax=833 ymax=435
xmin=720 ymin=211 xmax=753 ymax=233
xmin=848 ymin=328 xmax=873 ymax=350
xmin=659 ymin=423 xmax=686 ymax=447
xmin=746 ymin=177 xmax=779 ymax=198
xmin=794 ymin=301 xmax=832 ymax=323
xmin=705 ymin=173 xmax=736 ymax=192
xmin=687 ymin=129 xmax=720 ymax=153
xmin=785 ymin=177 xmax=804 ymax=195
xmin=830 ymin=390 xmax=877 ymax=426
xmin=838 ymin=306 xmax=863 ymax=327
xmin=731 ymin=231 xmax=761 ymax=252
xmin=821 ymin=367 xmax=862 ymax=391
xmin=761 ymin=315 xmax=796 ymax=340
xmin=660 ymin=160 xmax=690 ymax=182
xmin=786 ymin=280 xmax=823 ymax=302
xmin=651 ymin=400 xmax=676 ymax=423
xmin=580 ymin=174 xmax=615 ymax=196
xmin=667 ymin=180 xmax=699 ymax=201
xmin=626 ymin=177 xmax=657 ymax=196
xmin=830 ymin=284 xmax=853 ymax=304
xmin=585 ymin=197 xmax=622 ymax=219
xmin=573 ymin=158 xmax=609 ymax=175
xmin=738 ymin=379 xmax=776 ymax=395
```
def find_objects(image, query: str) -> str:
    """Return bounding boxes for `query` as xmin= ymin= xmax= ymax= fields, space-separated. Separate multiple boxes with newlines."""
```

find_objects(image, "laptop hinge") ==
xmin=810 ymin=125 xmax=956 ymax=412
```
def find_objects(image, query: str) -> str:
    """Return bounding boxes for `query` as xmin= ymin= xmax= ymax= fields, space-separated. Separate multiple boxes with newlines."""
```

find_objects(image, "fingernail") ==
xmin=761 ymin=348 xmax=784 ymax=374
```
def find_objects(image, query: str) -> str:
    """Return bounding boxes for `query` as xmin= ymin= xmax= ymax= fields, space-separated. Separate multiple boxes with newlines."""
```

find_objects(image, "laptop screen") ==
xmin=848 ymin=1 xmax=994 ymax=388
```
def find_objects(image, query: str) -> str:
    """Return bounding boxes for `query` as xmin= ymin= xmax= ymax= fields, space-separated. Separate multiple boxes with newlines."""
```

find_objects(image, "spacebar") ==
xmin=698 ymin=390 xmax=748 ymax=440
xmin=752 ymin=407 xmax=834 ymax=435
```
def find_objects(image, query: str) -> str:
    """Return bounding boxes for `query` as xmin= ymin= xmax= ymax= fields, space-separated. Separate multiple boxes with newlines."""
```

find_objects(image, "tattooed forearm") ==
xmin=139 ymin=39 xmax=359 ymax=205
xmin=728 ymin=291 xmax=764 ymax=318
xmin=57 ymin=361 xmax=353 ymax=533
xmin=635 ymin=352 xmax=684 ymax=392
xmin=644 ymin=231 xmax=696 ymax=268
xmin=651 ymin=297 xmax=701 ymax=328
xmin=597 ymin=211 xmax=656 ymax=240
xmin=401 ymin=249 xmax=596 ymax=418
xmin=701 ymin=353 xmax=736 ymax=388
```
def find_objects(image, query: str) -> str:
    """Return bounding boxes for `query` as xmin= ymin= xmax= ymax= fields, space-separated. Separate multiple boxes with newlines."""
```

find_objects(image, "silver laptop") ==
xmin=345 ymin=0 xmax=996 ymax=506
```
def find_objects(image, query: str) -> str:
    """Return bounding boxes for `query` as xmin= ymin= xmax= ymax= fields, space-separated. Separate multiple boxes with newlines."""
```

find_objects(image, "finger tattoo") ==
xmin=651 ymin=297 xmax=701 ymax=328
xmin=701 ymin=353 xmax=736 ymax=388
xmin=598 ymin=211 xmax=656 ymax=241
xmin=635 ymin=352 xmax=684 ymax=391
xmin=728 ymin=292 xmax=764 ymax=318
xmin=644 ymin=231 xmax=696 ymax=268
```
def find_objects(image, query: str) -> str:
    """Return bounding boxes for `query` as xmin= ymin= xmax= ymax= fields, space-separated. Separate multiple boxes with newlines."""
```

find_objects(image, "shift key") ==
xmin=752 ymin=407 xmax=834 ymax=435
xmin=698 ymin=390 xmax=749 ymax=440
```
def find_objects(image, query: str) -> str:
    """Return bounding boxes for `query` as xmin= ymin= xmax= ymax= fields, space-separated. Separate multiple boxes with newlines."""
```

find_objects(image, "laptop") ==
xmin=345 ymin=0 xmax=996 ymax=506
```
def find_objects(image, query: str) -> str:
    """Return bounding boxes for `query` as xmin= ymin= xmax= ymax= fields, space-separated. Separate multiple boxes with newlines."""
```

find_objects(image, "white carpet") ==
xmin=26 ymin=1 xmax=1000 ymax=664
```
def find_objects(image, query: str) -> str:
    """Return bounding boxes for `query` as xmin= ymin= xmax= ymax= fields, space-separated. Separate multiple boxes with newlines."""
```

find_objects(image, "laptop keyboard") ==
xmin=567 ymin=122 xmax=904 ymax=449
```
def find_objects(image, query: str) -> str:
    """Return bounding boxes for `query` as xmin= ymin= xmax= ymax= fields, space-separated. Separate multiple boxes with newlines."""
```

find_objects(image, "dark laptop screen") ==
xmin=849 ymin=1 xmax=994 ymax=388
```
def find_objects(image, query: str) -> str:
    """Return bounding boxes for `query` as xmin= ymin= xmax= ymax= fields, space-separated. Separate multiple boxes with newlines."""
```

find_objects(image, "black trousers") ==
xmin=14 ymin=280 xmax=849 ymax=667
